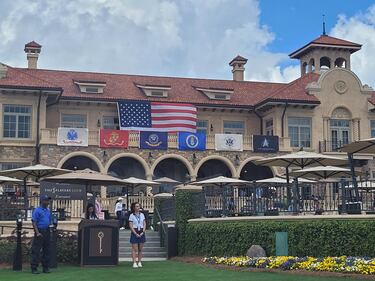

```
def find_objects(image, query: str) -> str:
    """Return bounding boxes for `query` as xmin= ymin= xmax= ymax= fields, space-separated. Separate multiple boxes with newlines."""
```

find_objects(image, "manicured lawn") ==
xmin=0 ymin=261 xmax=365 ymax=281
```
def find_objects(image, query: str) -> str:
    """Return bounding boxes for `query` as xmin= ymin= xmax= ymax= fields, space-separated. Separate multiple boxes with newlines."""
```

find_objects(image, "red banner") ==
xmin=100 ymin=129 xmax=129 ymax=148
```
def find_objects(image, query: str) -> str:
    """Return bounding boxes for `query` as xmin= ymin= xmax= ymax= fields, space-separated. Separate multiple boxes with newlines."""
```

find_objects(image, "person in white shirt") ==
xmin=115 ymin=197 xmax=125 ymax=230
xmin=129 ymin=202 xmax=146 ymax=268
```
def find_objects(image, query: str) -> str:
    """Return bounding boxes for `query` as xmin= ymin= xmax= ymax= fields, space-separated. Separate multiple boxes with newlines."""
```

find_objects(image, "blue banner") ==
xmin=140 ymin=131 xmax=168 ymax=150
xmin=253 ymin=135 xmax=279 ymax=153
xmin=178 ymin=132 xmax=206 ymax=151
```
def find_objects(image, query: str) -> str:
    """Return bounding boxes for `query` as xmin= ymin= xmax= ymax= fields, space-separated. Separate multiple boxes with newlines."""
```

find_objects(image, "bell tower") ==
xmin=289 ymin=27 xmax=361 ymax=76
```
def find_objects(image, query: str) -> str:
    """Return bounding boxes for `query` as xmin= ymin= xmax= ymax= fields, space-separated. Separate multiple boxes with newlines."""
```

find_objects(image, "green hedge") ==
xmin=0 ymin=231 xmax=78 ymax=264
xmin=176 ymin=190 xmax=197 ymax=256
xmin=184 ymin=219 xmax=375 ymax=257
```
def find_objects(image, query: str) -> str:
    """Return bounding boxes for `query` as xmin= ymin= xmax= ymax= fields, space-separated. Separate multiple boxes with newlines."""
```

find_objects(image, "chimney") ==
xmin=229 ymin=55 xmax=247 ymax=81
xmin=0 ymin=63 xmax=7 ymax=79
xmin=24 ymin=41 xmax=42 ymax=69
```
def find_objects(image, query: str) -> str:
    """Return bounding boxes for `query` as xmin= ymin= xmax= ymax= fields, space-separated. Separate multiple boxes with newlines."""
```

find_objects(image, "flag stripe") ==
xmin=151 ymin=112 xmax=197 ymax=118
xmin=152 ymin=123 xmax=196 ymax=129
xmin=152 ymin=116 xmax=197 ymax=122
xmin=152 ymin=120 xmax=196 ymax=125
xmin=151 ymin=105 xmax=197 ymax=111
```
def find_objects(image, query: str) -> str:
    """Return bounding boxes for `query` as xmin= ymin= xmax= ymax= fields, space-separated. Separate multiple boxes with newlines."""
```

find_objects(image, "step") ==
xmin=119 ymin=246 xmax=166 ymax=252
xmin=119 ymin=257 xmax=167 ymax=262
xmin=119 ymin=241 xmax=161 ymax=247
xmin=119 ymin=252 xmax=167 ymax=258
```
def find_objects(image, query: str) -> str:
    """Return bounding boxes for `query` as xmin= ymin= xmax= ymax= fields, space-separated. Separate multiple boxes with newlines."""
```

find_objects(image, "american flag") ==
xmin=118 ymin=101 xmax=197 ymax=132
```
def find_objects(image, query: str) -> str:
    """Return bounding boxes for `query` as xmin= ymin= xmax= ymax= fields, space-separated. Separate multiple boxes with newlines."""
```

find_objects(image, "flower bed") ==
xmin=203 ymin=256 xmax=375 ymax=275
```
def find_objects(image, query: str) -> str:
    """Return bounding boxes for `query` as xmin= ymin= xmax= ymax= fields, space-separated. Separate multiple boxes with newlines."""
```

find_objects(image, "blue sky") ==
xmin=0 ymin=0 xmax=375 ymax=86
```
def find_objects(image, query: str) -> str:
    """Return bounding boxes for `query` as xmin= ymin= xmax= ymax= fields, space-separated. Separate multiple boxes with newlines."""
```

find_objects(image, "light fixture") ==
xmin=97 ymin=119 xmax=101 ymax=128
xmin=210 ymin=124 xmax=214 ymax=132
xmin=234 ymin=154 xmax=240 ymax=166
xmin=148 ymin=152 xmax=153 ymax=164
xmin=192 ymin=153 xmax=197 ymax=165
xmin=103 ymin=151 xmax=107 ymax=158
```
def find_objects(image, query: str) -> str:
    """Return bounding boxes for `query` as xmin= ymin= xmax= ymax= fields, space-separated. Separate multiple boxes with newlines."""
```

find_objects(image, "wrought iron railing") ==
xmin=319 ymin=140 xmax=350 ymax=153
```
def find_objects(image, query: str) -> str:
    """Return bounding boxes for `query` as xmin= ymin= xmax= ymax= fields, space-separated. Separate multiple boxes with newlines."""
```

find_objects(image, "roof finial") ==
xmin=322 ymin=14 xmax=326 ymax=35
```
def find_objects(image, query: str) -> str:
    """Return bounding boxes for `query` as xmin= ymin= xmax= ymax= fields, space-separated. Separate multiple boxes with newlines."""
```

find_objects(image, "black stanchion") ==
xmin=49 ymin=214 xmax=58 ymax=268
xmin=13 ymin=215 xmax=23 ymax=271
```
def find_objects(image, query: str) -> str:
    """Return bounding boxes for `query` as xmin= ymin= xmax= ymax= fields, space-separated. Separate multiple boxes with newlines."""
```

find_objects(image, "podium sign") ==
xmin=78 ymin=220 xmax=119 ymax=266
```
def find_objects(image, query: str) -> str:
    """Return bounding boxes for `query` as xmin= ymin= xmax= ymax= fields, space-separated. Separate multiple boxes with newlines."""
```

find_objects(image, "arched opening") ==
xmin=61 ymin=156 xmax=100 ymax=171
xmin=107 ymin=157 xmax=146 ymax=179
xmin=320 ymin=56 xmax=331 ymax=70
xmin=308 ymin=58 xmax=315 ymax=72
xmin=302 ymin=62 xmax=307 ymax=75
xmin=330 ymin=107 xmax=352 ymax=151
xmin=239 ymin=161 xmax=273 ymax=181
xmin=197 ymin=159 xmax=232 ymax=180
xmin=153 ymin=158 xmax=190 ymax=183
xmin=334 ymin=57 xmax=346 ymax=68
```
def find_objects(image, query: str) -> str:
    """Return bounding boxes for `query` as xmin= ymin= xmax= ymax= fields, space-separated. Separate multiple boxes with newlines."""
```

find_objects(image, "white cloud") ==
xmin=331 ymin=5 xmax=375 ymax=87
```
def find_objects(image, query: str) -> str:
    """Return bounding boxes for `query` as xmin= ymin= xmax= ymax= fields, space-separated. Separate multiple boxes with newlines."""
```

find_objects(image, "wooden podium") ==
xmin=78 ymin=220 xmax=119 ymax=266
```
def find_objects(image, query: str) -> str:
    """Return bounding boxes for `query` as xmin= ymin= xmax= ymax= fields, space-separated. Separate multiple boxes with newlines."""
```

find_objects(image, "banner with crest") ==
xmin=215 ymin=134 xmax=243 ymax=151
xmin=100 ymin=129 xmax=129 ymax=148
xmin=57 ymin=128 xmax=88 ymax=146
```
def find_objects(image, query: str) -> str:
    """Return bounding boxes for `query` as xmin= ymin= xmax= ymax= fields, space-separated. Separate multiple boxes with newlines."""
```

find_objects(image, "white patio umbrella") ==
xmin=154 ymin=177 xmax=180 ymax=193
xmin=341 ymin=138 xmax=375 ymax=154
xmin=193 ymin=176 xmax=250 ymax=186
xmin=153 ymin=192 xmax=173 ymax=198
xmin=174 ymin=184 xmax=202 ymax=192
xmin=289 ymin=166 xmax=363 ymax=179
xmin=255 ymin=150 xmax=347 ymax=213
xmin=122 ymin=177 xmax=160 ymax=210
xmin=0 ymin=164 xmax=70 ymax=213
xmin=255 ymin=176 xmax=316 ymax=184
xmin=0 ymin=175 xmax=23 ymax=185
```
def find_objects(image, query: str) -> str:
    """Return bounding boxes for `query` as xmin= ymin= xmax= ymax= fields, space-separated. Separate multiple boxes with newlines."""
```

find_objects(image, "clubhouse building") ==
xmin=1 ymin=33 xmax=375 ymax=188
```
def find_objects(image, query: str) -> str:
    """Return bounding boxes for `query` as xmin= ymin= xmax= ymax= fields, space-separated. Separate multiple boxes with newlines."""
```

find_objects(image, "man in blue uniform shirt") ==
xmin=31 ymin=195 xmax=52 ymax=274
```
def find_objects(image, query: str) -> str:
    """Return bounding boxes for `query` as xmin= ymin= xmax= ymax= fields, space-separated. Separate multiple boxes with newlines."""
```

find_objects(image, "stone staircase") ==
xmin=118 ymin=230 xmax=167 ymax=261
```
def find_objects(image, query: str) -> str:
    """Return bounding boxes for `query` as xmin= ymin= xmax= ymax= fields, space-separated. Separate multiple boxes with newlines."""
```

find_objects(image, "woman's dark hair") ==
xmin=130 ymin=202 xmax=140 ymax=214
xmin=85 ymin=203 xmax=98 ymax=219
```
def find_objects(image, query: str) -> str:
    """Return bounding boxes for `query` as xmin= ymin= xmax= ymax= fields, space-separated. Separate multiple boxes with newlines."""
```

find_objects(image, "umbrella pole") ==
xmin=293 ymin=177 xmax=299 ymax=215
xmin=286 ymin=167 xmax=292 ymax=210
xmin=126 ymin=186 xmax=130 ymax=211
xmin=348 ymin=153 xmax=360 ymax=202
xmin=23 ymin=177 xmax=28 ymax=221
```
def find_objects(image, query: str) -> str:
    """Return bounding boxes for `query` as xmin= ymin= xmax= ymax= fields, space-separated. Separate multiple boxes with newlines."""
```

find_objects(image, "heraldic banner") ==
xmin=215 ymin=133 xmax=243 ymax=151
xmin=57 ymin=128 xmax=88 ymax=146
xmin=178 ymin=132 xmax=206 ymax=151
xmin=140 ymin=131 xmax=168 ymax=150
xmin=100 ymin=129 xmax=129 ymax=148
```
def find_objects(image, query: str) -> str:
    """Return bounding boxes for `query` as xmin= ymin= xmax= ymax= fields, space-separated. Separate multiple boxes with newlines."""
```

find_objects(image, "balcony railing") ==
xmin=39 ymin=128 xmax=292 ymax=151
xmin=319 ymin=140 xmax=350 ymax=153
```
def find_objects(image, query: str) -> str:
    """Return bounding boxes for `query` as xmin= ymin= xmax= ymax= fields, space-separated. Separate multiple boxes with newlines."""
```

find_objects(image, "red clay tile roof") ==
xmin=258 ymin=72 xmax=320 ymax=105
xmin=25 ymin=41 xmax=42 ymax=48
xmin=0 ymin=65 xmax=323 ymax=107
xmin=289 ymin=35 xmax=361 ymax=58
xmin=367 ymin=93 xmax=375 ymax=106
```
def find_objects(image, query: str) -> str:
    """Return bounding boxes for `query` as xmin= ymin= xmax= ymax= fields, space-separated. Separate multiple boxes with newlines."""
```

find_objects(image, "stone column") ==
xmin=352 ymin=118 xmax=360 ymax=141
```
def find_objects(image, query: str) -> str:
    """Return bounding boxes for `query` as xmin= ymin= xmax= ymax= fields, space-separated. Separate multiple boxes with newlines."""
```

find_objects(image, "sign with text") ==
xmin=40 ymin=181 xmax=86 ymax=200
xmin=253 ymin=135 xmax=279 ymax=153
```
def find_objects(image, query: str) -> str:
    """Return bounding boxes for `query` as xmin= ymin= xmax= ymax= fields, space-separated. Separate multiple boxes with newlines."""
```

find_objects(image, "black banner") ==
xmin=253 ymin=135 xmax=279 ymax=153
xmin=40 ymin=181 xmax=86 ymax=200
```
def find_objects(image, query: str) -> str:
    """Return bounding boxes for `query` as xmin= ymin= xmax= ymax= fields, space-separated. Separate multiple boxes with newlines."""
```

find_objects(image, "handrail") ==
xmin=154 ymin=207 xmax=167 ymax=248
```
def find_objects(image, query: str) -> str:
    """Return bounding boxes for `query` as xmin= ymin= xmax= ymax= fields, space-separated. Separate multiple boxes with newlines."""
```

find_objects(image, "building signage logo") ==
xmin=215 ymin=134 xmax=243 ymax=151
xmin=57 ymin=127 xmax=88 ymax=147
xmin=178 ymin=132 xmax=206 ymax=151
xmin=253 ymin=135 xmax=279 ymax=153
xmin=140 ymin=131 xmax=168 ymax=150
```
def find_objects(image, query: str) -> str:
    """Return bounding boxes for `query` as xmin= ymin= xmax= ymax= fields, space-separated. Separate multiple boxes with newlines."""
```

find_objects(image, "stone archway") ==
xmin=57 ymin=152 xmax=103 ymax=172
xmin=152 ymin=156 xmax=192 ymax=183
xmin=239 ymin=161 xmax=274 ymax=181
xmin=105 ymin=153 xmax=151 ymax=179
xmin=195 ymin=156 xmax=236 ymax=180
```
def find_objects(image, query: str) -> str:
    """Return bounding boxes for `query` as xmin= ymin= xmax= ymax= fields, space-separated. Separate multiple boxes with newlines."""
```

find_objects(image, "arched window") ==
xmin=334 ymin=57 xmax=346 ymax=68
xmin=302 ymin=62 xmax=307 ymax=74
xmin=308 ymin=58 xmax=315 ymax=72
xmin=330 ymin=107 xmax=351 ymax=150
xmin=320 ymin=56 xmax=331 ymax=70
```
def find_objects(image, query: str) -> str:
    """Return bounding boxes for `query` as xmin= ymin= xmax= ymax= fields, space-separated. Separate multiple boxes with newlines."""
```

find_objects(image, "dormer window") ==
xmin=74 ymin=80 xmax=106 ymax=94
xmin=195 ymin=87 xmax=233 ymax=101
xmin=136 ymin=84 xmax=170 ymax=98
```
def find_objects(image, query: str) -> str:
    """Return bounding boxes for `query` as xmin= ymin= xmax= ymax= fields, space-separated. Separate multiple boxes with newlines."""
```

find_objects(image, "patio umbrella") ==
xmin=193 ymin=176 xmax=250 ymax=216
xmin=153 ymin=192 xmax=173 ymax=198
xmin=289 ymin=166 xmax=363 ymax=179
xmin=44 ymin=168 xmax=129 ymax=210
xmin=255 ymin=151 xmax=347 ymax=213
xmin=122 ymin=177 xmax=159 ymax=210
xmin=0 ymin=164 xmax=70 ymax=214
xmin=0 ymin=176 xmax=23 ymax=185
xmin=154 ymin=177 xmax=180 ymax=193
xmin=174 ymin=184 xmax=202 ymax=192
xmin=255 ymin=176 xmax=316 ymax=184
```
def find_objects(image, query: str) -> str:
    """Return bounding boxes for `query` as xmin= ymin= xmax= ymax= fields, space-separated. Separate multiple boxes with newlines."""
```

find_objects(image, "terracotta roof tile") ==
xmin=25 ymin=41 xmax=42 ymax=48
xmin=0 ymin=66 xmax=323 ymax=107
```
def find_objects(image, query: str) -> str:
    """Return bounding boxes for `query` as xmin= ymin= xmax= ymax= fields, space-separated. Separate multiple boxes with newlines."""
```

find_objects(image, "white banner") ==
xmin=215 ymin=134 xmax=243 ymax=151
xmin=57 ymin=128 xmax=88 ymax=146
